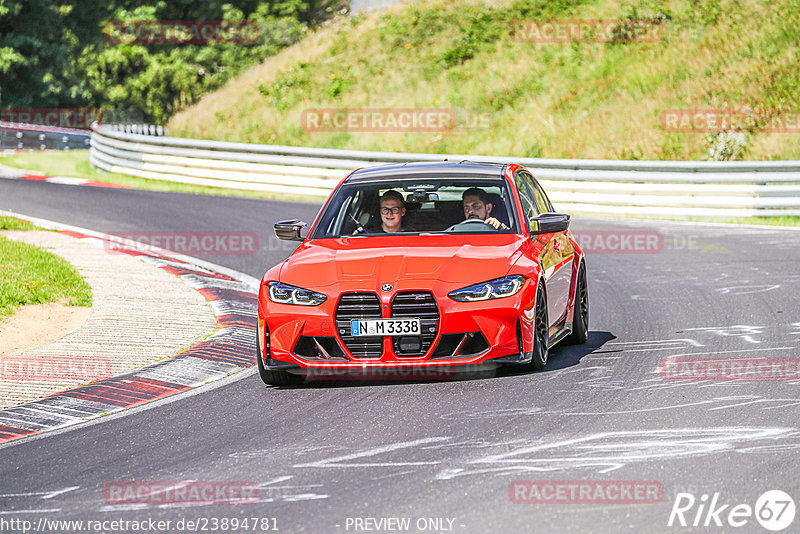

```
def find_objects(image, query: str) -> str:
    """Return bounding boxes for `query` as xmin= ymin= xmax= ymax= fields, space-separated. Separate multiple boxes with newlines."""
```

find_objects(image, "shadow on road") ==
xmin=261 ymin=330 xmax=617 ymax=389
xmin=499 ymin=330 xmax=616 ymax=377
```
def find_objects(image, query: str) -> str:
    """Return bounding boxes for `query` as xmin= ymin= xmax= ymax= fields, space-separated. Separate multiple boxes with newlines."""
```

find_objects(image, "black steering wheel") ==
xmin=444 ymin=218 xmax=499 ymax=233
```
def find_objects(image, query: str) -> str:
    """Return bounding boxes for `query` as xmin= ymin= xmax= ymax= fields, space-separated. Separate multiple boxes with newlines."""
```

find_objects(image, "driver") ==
xmin=462 ymin=187 xmax=508 ymax=230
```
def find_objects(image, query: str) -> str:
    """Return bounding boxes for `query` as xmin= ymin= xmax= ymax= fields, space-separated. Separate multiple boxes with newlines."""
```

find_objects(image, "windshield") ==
xmin=311 ymin=178 xmax=518 ymax=238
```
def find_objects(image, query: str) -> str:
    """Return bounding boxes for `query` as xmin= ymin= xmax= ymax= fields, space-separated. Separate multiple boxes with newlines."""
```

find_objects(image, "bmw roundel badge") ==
xmin=381 ymin=284 xmax=393 ymax=292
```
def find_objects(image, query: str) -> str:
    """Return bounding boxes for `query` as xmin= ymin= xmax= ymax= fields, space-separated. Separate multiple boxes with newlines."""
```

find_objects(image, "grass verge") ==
xmin=0 ymin=150 xmax=326 ymax=203
xmin=0 ymin=216 xmax=37 ymax=231
xmin=0 ymin=235 xmax=93 ymax=319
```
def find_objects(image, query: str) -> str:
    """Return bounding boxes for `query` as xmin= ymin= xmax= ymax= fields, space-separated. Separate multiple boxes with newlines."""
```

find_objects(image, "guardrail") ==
xmin=1 ymin=122 xmax=91 ymax=151
xmin=90 ymin=123 xmax=800 ymax=217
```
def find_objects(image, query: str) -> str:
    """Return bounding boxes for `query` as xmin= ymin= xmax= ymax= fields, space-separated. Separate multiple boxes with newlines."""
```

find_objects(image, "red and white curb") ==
xmin=0 ymin=212 xmax=259 ymax=445
xmin=0 ymin=164 xmax=128 ymax=188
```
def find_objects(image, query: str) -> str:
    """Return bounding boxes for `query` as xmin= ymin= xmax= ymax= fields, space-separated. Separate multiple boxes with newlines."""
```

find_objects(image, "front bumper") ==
xmin=257 ymin=281 xmax=538 ymax=371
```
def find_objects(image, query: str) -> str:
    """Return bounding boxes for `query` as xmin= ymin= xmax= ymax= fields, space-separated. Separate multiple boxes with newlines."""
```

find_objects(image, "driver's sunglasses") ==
xmin=380 ymin=207 xmax=402 ymax=215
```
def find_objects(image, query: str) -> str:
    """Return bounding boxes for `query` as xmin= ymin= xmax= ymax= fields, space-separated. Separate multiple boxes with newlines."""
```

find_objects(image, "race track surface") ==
xmin=1 ymin=179 xmax=799 ymax=533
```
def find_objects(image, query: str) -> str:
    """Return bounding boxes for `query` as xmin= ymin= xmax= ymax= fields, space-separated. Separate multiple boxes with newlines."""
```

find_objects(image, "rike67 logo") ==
xmin=668 ymin=490 xmax=796 ymax=531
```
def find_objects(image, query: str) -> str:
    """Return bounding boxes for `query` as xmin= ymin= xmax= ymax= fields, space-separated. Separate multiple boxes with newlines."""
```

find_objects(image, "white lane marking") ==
xmin=666 ymin=347 xmax=793 ymax=358
xmin=0 ymin=486 xmax=79 ymax=499
xmin=738 ymin=444 xmax=800 ymax=454
xmin=281 ymin=493 xmax=328 ymax=502
xmin=0 ymin=509 xmax=60 ymax=514
xmin=440 ymin=409 xmax=541 ymax=420
xmin=41 ymin=486 xmax=80 ymax=499
xmin=293 ymin=437 xmax=449 ymax=468
xmin=716 ymin=284 xmax=780 ymax=295
xmin=435 ymin=427 xmax=797 ymax=479
xmin=706 ymin=396 xmax=800 ymax=411
xmin=607 ymin=339 xmax=704 ymax=347
xmin=258 ymin=476 xmax=293 ymax=486
xmin=683 ymin=325 xmax=763 ymax=344
xmin=545 ymin=399 xmax=723 ymax=416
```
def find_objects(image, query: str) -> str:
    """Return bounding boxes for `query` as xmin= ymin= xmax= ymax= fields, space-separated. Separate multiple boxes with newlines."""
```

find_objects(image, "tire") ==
xmin=256 ymin=327 xmax=304 ymax=386
xmin=565 ymin=262 xmax=588 ymax=345
xmin=524 ymin=284 xmax=549 ymax=371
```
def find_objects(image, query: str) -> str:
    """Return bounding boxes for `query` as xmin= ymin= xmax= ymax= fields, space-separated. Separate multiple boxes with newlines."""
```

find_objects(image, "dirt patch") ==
xmin=0 ymin=300 xmax=93 ymax=357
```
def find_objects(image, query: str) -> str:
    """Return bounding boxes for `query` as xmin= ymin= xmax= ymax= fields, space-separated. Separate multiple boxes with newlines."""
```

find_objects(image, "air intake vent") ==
xmin=335 ymin=292 xmax=383 ymax=358
xmin=391 ymin=291 xmax=439 ymax=357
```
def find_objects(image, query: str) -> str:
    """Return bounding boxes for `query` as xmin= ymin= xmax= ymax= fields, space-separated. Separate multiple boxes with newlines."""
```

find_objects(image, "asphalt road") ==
xmin=2 ymin=178 xmax=799 ymax=534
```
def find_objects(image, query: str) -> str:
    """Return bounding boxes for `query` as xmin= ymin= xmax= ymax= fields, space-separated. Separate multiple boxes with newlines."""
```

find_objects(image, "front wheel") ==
xmin=565 ymin=262 xmax=588 ymax=345
xmin=523 ymin=284 xmax=549 ymax=371
xmin=256 ymin=328 xmax=304 ymax=386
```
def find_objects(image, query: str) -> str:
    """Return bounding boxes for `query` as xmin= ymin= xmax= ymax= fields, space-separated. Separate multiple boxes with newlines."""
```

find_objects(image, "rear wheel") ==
xmin=256 ymin=327 xmax=304 ymax=386
xmin=565 ymin=262 xmax=588 ymax=345
xmin=524 ymin=284 xmax=549 ymax=371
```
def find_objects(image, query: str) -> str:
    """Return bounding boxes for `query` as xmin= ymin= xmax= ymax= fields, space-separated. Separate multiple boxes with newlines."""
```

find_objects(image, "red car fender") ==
xmin=563 ymin=232 xmax=586 ymax=326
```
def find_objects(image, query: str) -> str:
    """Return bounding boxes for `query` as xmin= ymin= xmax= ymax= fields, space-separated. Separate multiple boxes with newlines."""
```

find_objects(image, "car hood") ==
xmin=279 ymin=234 xmax=528 ymax=289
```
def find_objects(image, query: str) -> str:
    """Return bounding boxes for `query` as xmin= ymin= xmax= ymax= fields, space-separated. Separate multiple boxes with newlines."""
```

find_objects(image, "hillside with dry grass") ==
xmin=167 ymin=0 xmax=800 ymax=161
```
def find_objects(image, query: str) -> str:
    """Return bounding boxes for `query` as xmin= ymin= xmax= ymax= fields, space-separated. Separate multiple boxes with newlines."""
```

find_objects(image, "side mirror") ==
xmin=530 ymin=213 xmax=570 ymax=235
xmin=274 ymin=219 xmax=307 ymax=241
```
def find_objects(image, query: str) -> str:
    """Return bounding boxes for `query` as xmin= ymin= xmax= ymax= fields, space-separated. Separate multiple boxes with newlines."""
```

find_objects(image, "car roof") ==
xmin=345 ymin=161 xmax=509 ymax=184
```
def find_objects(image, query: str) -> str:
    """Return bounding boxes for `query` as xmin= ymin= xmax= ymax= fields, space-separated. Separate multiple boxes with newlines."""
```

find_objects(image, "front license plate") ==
xmin=350 ymin=318 xmax=421 ymax=336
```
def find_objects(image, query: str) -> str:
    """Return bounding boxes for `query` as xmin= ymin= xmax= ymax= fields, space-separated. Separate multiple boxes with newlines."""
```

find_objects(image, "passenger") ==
xmin=377 ymin=190 xmax=409 ymax=233
xmin=462 ymin=187 xmax=508 ymax=230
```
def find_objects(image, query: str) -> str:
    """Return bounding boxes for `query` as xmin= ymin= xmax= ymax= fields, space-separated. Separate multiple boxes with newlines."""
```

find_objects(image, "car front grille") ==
xmin=391 ymin=291 xmax=439 ymax=357
xmin=335 ymin=291 xmax=441 ymax=359
xmin=335 ymin=292 xmax=383 ymax=358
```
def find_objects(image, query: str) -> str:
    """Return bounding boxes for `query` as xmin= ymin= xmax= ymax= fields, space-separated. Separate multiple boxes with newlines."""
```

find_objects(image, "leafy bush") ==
xmin=704 ymin=131 xmax=748 ymax=161
xmin=258 ymin=61 xmax=311 ymax=112
xmin=0 ymin=0 xmax=344 ymax=123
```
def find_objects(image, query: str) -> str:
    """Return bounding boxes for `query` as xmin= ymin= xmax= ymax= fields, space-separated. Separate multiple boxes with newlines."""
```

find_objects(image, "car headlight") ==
xmin=448 ymin=275 xmax=526 ymax=302
xmin=268 ymin=281 xmax=327 ymax=306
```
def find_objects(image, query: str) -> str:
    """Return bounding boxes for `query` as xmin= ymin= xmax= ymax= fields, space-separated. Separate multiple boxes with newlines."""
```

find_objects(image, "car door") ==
xmin=516 ymin=170 xmax=575 ymax=327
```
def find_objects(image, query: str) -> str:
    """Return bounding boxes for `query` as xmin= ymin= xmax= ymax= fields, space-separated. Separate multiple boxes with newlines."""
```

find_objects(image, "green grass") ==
xmin=0 ymin=216 xmax=36 ymax=231
xmin=0 ymin=150 xmax=325 ymax=202
xmin=168 ymin=0 xmax=800 ymax=162
xmin=720 ymin=215 xmax=800 ymax=227
xmin=568 ymin=210 xmax=800 ymax=227
xmin=0 ymin=236 xmax=92 ymax=318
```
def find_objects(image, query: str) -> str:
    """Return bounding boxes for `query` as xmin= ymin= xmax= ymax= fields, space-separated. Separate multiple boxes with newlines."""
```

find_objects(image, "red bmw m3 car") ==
xmin=257 ymin=161 xmax=588 ymax=385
